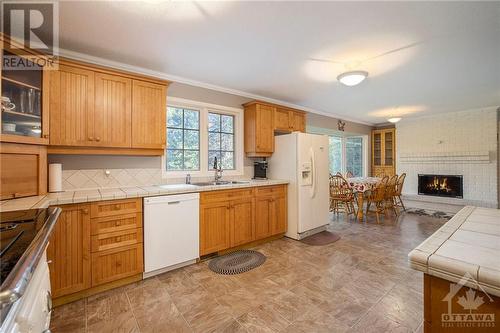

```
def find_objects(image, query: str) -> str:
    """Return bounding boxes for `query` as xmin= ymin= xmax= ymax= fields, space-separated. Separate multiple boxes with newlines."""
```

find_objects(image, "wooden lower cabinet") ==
xmin=230 ymin=198 xmax=255 ymax=247
xmin=47 ymin=204 xmax=91 ymax=298
xmin=48 ymin=198 xmax=143 ymax=301
xmin=91 ymin=243 xmax=143 ymax=286
xmin=200 ymin=201 xmax=231 ymax=256
xmin=200 ymin=185 xmax=287 ymax=256
xmin=255 ymin=191 xmax=287 ymax=239
xmin=255 ymin=196 xmax=272 ymax=239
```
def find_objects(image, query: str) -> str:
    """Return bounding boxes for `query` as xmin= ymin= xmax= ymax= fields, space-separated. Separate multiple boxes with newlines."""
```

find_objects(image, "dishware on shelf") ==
xmin=19 ymin=90 xmax=28 ymax=113
xmin=1 ymin=96 xmax=16 ymax=111
xmin=33 ymin=91 xmax=41 ymax=116
xmin=27 ymin=88 xmax=35 ymax=114
xmin=2 ymin=123 xmax=16 ymax=132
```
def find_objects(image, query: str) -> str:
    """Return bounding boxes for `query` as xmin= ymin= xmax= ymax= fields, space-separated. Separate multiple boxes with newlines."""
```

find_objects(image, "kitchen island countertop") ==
xmin=409 ymin=205 xmax=500 ymax=297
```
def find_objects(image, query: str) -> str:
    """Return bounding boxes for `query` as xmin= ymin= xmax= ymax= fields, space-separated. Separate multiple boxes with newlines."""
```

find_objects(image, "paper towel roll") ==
xmin=49 ymin=163 xmax=63 ymax=192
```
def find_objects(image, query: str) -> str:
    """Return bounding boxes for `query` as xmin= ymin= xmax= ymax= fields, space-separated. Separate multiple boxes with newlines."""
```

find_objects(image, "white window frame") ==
xmin=162 ymin=97 xmax=244 ymax=179
xmin=307 ymin=126 xmax=368 ymax=177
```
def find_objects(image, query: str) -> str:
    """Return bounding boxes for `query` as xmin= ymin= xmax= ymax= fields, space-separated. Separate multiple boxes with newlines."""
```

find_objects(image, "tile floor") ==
xmin=50 ymin=210 xmax=447 ymax=333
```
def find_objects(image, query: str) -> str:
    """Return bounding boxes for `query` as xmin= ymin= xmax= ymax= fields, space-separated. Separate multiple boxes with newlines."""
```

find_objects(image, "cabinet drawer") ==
xmin=91 ymin=243 xmax=143 ymax=286
xmin=200 ymin=188 xmax=254 ymax=204
xmin=91 ymin=228 xmax=143 ymax=252
xmin=91 ymin=213 xmax=142 ymax=235
xmin=255 ymin=185 xmax=286 ymax=197
xmin=91 ymin=198 xmax=142 ymax=218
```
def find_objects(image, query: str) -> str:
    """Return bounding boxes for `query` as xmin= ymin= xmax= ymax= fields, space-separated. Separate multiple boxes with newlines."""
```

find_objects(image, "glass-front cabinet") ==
xmin=371 ymin=128 xmax=396 ymax=177
xmin=1 ymin=51 xmax=49 ymax=144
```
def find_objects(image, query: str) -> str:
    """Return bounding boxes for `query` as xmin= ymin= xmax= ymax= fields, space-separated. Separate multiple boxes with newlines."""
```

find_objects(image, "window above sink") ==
xmin=162 ymin=97 xmax=244 ymax=179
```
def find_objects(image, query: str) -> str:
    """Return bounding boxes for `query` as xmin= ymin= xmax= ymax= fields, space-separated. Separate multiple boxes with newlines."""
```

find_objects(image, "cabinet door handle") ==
xmin=88 ymin=136 xmax=94 ymax=141
xmin=82 ymin=208 xmax=89 ymax=214
xmin=95 ymin=137 xmax=101 ymax=142
xmin=43 ymin=134 xmax=49 ymax=139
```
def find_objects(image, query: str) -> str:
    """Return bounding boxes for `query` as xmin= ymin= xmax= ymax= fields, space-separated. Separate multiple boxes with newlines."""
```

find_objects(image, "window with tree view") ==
xmin=208 ymin=112 xmax=234 ymax=170
xmin=166 ymin=107 xmax=200 ymax=171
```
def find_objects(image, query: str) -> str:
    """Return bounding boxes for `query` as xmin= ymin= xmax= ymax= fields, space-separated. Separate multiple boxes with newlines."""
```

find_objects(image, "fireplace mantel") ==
xmin=399 ymin=151 xmax=490 ymax=164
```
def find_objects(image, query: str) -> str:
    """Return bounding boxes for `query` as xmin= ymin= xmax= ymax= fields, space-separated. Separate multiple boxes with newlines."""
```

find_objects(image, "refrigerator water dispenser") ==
xmin=300 ymin=161 xmax=312 ymax=186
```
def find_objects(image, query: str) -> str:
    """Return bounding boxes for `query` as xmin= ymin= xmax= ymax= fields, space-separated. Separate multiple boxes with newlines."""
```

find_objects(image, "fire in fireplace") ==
xmin=418 ymin=174 xmax=463 ymax=199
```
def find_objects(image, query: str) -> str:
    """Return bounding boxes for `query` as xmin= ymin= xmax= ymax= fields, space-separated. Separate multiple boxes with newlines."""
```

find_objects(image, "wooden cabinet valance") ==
xmin=47 ymin=59 xmax=169 ymax=155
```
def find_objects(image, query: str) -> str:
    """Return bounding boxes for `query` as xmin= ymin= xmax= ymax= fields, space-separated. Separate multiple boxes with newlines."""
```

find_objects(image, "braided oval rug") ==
xmin=208 ymin=250 xmax=266 ymax=275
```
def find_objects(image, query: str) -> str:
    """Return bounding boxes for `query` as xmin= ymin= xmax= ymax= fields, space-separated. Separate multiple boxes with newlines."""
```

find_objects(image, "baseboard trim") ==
xmin=52 ymin=273 xmax=143 ymax=307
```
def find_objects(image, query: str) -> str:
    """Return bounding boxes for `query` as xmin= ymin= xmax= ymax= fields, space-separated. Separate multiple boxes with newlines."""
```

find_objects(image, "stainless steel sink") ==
xmin=191 ymin=181 xmax=230 ymax=186
xmin=191 ymin=180 xmax=250 ymax=186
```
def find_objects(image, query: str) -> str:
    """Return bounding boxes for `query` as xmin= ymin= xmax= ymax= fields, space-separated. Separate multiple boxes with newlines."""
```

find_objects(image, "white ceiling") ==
xmin=58 ymin=1 xmax=500 ymax=124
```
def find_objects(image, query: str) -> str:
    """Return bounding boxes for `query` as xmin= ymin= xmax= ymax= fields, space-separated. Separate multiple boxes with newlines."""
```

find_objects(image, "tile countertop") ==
xmin=0 ymin=179 xmax=289 ymax=213
xmin=408 ymin=206 xmax=500 ymax=297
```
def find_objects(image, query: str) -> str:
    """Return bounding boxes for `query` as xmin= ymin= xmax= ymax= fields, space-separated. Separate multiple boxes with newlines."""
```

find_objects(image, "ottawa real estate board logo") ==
xmin=441 ymin=272 xmax=496 ymax=329
xmin=1 ymin=1 xmax=59 ymax=70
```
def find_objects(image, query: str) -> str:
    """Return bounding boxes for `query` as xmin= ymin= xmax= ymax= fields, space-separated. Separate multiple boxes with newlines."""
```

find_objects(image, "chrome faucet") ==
xmin=213 ymin=157 xmax=223 ymax=182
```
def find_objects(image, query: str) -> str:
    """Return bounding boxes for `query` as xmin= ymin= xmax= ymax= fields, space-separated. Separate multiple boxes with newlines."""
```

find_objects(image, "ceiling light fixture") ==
xmin=387 ymin=117 xmax=402 ymax=123
xmin=337 ymin=71 xmax=368 ymax=86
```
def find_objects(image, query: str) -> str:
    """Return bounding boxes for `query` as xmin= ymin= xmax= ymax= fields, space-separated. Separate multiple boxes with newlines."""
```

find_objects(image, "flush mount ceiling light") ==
xmin=337 ymin=71 xmax=368 ymax=86
xmin=387 ymin=117 xmax=402 ymax=123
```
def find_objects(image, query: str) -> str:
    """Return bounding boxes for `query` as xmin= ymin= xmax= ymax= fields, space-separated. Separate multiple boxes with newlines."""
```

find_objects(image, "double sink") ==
xmin=158 ymin=180 xmax=250 ymax=190
xmin=190 ymin=180 xmax=250 ymax=187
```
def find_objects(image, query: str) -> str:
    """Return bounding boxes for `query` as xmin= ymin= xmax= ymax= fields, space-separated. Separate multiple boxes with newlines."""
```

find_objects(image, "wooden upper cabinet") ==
xmin=131 ymin=80 xmax=167 ymax=149
xmin=0 ymin=44 xmax=50 ymax=145
xmin=47 ymin=204 xmax=91 ymax=298
xmin=47 ymin=59 xmax=169 ymax=155
xmin=244 ymin=101 xmax=306 ymax=157
xmin=49 ymin=65 xmax=94 ymax=146
xmin=274 ymin=107 xmax=291 ymax=132
xmin=244 ymin=102 xmax=274 ymax=157
xmin=274 ymin=107 xmax=306 ymax=133
xmin=94 ymin=73 xmax=132 ymax=147
xmin=290 ymin=111 xmax=306 ymax=132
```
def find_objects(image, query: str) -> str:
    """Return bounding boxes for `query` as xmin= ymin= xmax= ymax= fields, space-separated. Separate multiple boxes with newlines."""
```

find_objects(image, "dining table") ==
xmin=347 ymin=176 xmax=381 ymax=221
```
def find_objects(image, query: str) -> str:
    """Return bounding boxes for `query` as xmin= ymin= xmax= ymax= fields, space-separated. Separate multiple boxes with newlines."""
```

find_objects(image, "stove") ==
xmin=0 ymin=209 xmax=50 ymax=284
xmin=0 ymin=207 xmax=60 ymax=332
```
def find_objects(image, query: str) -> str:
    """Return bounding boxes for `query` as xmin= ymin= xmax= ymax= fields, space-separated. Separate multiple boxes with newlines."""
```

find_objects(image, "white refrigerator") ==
xmin=268 ymin=132 xmax=330 ymax=240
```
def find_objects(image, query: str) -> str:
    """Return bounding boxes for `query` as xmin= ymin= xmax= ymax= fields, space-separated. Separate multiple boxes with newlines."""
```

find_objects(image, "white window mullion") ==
xmin=199 ymin=107 xmax=208 ymax=174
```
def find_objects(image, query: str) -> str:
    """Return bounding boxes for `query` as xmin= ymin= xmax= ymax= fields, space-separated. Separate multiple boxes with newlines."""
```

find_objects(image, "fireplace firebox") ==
xmin=418 ymin=174 xmax=463 ymax=199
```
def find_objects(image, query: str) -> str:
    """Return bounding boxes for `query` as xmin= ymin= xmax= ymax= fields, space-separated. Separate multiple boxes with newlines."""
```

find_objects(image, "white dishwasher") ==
xmin=143 ymin=193 xmax=199 ymax=278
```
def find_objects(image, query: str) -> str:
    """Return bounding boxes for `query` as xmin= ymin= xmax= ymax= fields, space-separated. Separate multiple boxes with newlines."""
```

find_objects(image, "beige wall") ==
xmin=306 ymin=113 xmax=374 ymax=176
xmin=306 ymin=113 xmax=373 ymax=136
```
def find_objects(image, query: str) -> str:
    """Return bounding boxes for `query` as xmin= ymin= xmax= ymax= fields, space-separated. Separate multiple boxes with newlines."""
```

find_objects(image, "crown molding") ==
xmin=57 ymin=48 xmax=374 ymax=126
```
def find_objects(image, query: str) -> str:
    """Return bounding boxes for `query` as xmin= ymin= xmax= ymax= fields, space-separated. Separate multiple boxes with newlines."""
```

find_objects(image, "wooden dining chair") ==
xmin=384 ymin=175 xmax=399 ymax=216
xmin=394 ymin=173 xmax=406 ymax=211
xmin=329 ymin=174 xmax=356 ymax=219
xmin=366 ymin=177 xmax=388 ymax=223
